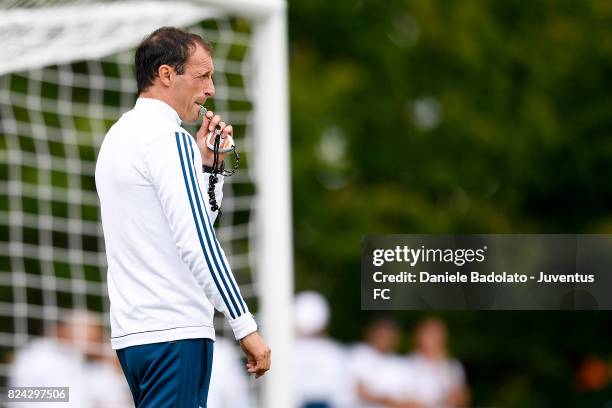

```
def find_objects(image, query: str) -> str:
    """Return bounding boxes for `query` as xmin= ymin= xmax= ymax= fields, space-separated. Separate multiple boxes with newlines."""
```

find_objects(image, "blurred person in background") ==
xmin=207 ymin=335 xmax=253 ymax=408
xmin=396 ymin=318 xmax=470 ymax=408
xmin=293 ymin=291 xmax=352 ymax=408
xmin=9 ymin=310 xmax=131 ymax=407
xmin=356 ymin=317 xmax=469 ymax=408
xmin=349 ymin=316 xmax=407 ymax=408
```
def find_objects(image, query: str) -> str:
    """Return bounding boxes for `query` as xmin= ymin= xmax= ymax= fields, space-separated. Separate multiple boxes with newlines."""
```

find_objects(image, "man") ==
xmin=349 ymin=317 xmax=406 ymax=408
xmin=399 ymin=318 xmax=469 ymax=407
xmin=293 ymin=291 xmax=352 ymax=408
xmin=9 ymin=311 xmax=132 ymax=408
xmin=95 ymin=26 xmax=270 ymax=407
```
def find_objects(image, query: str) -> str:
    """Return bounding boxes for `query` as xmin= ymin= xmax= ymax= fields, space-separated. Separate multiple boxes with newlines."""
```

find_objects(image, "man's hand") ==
xmin=238 ymin=331 xmax=271 ymax=378
xmin=196 ymin=109 xmax=234 ymax=168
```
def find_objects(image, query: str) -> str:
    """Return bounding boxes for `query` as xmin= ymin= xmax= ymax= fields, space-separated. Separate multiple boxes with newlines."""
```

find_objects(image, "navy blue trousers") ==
xmin=116 ymin=339 xmax=214 ymax=408
xmin=303 ymin=403 xmax=331 ymax=408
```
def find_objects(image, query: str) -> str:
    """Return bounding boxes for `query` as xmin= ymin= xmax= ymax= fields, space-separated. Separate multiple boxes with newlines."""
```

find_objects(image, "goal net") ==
xmin=0 ymin=1 xmax=292 ymax=406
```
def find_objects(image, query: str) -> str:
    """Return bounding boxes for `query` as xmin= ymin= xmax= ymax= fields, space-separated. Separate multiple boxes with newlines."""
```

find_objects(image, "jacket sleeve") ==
xmin=143 ymin=129 xmax=257 ymax=340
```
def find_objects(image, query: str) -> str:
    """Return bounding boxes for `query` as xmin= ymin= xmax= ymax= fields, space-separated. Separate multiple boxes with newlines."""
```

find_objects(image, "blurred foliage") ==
xmin=288 ymin=0 xmax=612 ymax=405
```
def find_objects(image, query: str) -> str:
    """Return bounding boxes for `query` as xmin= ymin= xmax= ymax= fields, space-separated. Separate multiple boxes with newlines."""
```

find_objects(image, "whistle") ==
xmin=199 ymin=106 xmax=235 ymax=153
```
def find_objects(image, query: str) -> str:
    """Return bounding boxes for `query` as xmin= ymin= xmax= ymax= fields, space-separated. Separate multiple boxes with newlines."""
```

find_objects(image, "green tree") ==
xmin=288 ymin=0 xmax=612 ymax=404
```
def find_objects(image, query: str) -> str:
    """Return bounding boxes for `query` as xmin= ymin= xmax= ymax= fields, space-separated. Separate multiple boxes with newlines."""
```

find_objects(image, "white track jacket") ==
xmin=95 ymin=98 xmax=257 ymax=349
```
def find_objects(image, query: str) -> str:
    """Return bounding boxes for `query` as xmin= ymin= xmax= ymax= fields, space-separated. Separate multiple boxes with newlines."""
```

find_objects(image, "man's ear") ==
xmin=157 ymin=64 xmax=174 ymax=87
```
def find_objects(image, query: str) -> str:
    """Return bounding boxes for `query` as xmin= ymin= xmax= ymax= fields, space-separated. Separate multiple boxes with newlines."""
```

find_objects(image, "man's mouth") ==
xmin=195 ymin=103 xmax=206 ymax=117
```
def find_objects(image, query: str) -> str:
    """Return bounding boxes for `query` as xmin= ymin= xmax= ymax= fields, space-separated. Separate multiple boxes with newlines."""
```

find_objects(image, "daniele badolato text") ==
xmin=371 ymin=246 xmax=595 ymax=284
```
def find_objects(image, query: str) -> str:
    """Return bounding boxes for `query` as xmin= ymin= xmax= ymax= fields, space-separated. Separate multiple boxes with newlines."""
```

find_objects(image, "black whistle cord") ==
xmin=207 ymin=128 xmax=240 ymax=214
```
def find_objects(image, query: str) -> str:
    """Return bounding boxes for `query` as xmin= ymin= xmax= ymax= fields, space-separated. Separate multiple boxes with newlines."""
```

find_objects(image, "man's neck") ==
xmin=139 ymin=90 xmax=180 ymax=118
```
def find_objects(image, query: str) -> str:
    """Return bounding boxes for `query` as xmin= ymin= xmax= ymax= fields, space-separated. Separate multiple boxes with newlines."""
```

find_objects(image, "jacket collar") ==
xmin=134 ymin=97 xmax=182 ymax=126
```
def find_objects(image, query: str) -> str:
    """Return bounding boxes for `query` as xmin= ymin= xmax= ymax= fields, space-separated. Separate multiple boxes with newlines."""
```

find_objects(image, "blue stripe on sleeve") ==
xmin=174 ymin=132 xmax=237 ymax=319
xmin=186 ymin=137 xmax=247 ymax=314
xmin=179 ymin=133 xmax=243 ymax=316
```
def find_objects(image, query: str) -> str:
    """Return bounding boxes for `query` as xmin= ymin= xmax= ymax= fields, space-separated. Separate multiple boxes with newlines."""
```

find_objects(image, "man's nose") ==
xmin=205 ymin=82 xmax=215 ymax=98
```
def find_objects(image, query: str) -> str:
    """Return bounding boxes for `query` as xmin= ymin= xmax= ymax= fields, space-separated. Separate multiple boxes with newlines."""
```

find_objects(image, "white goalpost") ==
xmin=0 ymin=1 xmax=293 ymax=407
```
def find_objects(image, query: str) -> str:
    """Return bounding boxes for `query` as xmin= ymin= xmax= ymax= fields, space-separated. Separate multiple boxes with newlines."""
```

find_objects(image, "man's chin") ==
xmin=181 ymin=109 xmax=200 ymax=124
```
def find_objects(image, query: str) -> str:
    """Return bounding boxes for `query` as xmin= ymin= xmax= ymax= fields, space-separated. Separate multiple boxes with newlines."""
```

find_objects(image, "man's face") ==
xmin=367 ymin=322 xmax=400 ymax=353
xmin=172 ymin=44 xmax=215 ymax=122
xmin=416 ymin=320 xmax=447 ymax=356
